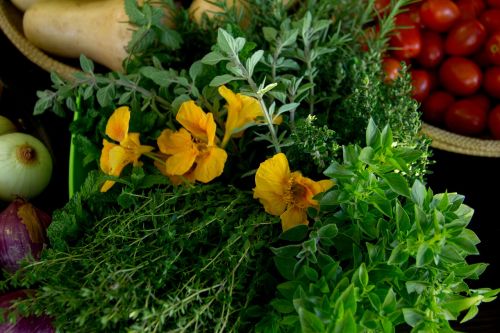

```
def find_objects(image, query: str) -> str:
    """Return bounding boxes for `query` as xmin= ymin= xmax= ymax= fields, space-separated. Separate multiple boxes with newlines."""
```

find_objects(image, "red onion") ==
xmin=0 ymin=289 xmax=54 ymax=332
xmin=0 ymin=199 xmax=51 ymax=273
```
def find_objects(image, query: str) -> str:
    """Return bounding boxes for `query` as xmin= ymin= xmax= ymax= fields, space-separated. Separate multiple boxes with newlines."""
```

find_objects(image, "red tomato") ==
xmin=422 ymin=91 xmax=455 ymax=124
xmin=457 ymin=0 xmax=486 ymax=21
xmin=420 ymin=0 xmax=460 ymax=32
xmin=428 ymin=70 xmax=440 ymax=91
xmin=439 ymin=57 xmax=483 ymax=95
xmin=382 ymin=58 xmax=402 ymax=82
xmin=417 ymin=30 xmax=445 ymax=67
xmin=472 ymin=46 xmax=492 ymax=67
xmin=483 ymin=66 xmax=500 ymax=98
xmin=389 ymin=14 xmax=422 ymax=59
xmin=468 ymin=94 xmax=491 ymax=111
xmin=488 ymin=105 xmax=500 ymax=139
xmin=486 ymin=0 xmax=500 ymax=7
xmin=444 ymin=98 xmax=488 ymax=135
xmin=485 ymin=33 xmax=500 ymax=65
xmin=407 ymin=3 xmax=423 ymax=27
xmin=411 ymin=69 xmax=432 ymax=102
xmin=479 ymin=9 xmax=500 ymax=33
xmin=445 ymin=20 xmax=487 ymax=56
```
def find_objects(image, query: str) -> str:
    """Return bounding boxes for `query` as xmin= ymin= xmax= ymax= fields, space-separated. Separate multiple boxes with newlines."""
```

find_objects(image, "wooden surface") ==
xmin=1 ymin=24 xmax=499 ymax=332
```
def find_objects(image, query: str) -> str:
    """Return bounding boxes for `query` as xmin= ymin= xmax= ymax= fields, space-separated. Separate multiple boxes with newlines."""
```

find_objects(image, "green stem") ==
xmin=144 ymin=152 xmax=166 ymax=165
xmin=116 ymin=78 xmax=171 ymax=110
xmin=303 ymin=40 xmax=315 ymax=115
xmin=74 ymin=74 xmax=171 ymax=111
xmin=232 ymin=56 xmax=282 ymax=153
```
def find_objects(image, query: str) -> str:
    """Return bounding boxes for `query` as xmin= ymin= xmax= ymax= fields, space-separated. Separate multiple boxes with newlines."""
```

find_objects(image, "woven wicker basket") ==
xmin=421 ymin=122 xmax=500 ymax=157
xmin=0 ymin=0 xmax=80 ymax=81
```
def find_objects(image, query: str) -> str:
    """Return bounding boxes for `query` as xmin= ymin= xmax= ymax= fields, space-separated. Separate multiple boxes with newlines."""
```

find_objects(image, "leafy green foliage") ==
xmin=15 ymin=0 xmax=498 ymax=331
xmin=2 ymin=178 xmax=280 ymax=332
xmin=33 ymin=0 xmax=429 ymax=179
xmin=286 ymin=115 xmax=340 ymax=175
xmin=259 ymin=120 xmax=500 ymax=333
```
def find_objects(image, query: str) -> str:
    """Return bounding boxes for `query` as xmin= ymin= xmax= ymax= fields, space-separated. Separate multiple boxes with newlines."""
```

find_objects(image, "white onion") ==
xmin=0 ymin=115 xmax=17 ymax=136
xmin=0 ymin=133 xmax=53 ymax=201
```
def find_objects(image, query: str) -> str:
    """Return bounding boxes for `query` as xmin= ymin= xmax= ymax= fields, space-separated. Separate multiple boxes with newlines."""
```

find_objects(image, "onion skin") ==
xmin=0 ymin=116 xmax=17 ymax=136
xmin=0 ymin=132 xmax=53 ymax=201
xmin=0 ymin=289 xmax=54 ymax=333
xmin=0 ymin=199 xmax=51 ymax=273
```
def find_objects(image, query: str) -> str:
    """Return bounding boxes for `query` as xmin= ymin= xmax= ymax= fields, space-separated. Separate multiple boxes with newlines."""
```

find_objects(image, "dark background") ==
xmin=1 ymin=29 xmax=499 ymax=331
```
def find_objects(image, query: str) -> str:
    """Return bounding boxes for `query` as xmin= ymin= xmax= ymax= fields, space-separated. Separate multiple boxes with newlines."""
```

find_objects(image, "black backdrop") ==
xmin=1 ymin=30 xmax=499 ymax=331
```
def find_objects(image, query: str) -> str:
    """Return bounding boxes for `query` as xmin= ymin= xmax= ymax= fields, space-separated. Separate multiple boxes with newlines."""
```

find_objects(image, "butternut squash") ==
xmin=10 ymin=0 xmax=39 ymax=12
xmin=23 ymin=0 xmax=174 ymax=72
xmin=188 ymin=0 xmax=249 ymax=27
xmin=188 ymin=0 xmax=297 ymax=28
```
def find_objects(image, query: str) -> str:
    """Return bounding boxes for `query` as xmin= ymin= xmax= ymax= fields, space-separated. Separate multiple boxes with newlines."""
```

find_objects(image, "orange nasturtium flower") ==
xmin=100 ymin=106 xmax=154 ymax=192
xmin=218 ymin=85 xmax=282 ymax=147
xmin=253 ymin=153 xmax=334 ymax=231
xmin=157 ymin=100 xmax=227 ymax=183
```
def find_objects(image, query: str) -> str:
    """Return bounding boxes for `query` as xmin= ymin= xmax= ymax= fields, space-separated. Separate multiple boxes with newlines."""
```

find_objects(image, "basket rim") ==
xmin=0 ymin=0 xmax=80 ymax=81
xmin=421 ymin=122 xmax=500 ymax=158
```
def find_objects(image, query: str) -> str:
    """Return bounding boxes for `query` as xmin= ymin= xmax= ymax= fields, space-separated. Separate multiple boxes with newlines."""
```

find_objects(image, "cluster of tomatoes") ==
xmin=378 ymin=0 xmax=500 ymax=139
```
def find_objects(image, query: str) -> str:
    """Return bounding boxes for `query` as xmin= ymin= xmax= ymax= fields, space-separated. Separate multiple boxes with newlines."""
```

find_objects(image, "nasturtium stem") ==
xmin=145 ymin=152 xmax=166 ymax=165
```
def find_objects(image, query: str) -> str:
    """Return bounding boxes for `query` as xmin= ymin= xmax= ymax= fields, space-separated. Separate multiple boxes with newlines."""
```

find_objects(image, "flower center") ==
xmin=196 ymin=141 xmax=208 ymax=152
xmin=284 ymin=173 xmax=306 ymax=207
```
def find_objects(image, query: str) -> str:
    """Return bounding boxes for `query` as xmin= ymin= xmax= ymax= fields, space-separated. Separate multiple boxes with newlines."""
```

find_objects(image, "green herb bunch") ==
xmin=3 ymin=172 xmax=280 ymax=332
xmin=2 ymin=0 xmax=497 ymax=332
xmin=259 ymin=120 xmax=500 ymax=332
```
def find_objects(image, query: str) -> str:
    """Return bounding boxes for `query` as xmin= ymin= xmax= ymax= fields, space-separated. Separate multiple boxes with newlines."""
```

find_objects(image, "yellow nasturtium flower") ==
xmin=253 ymin=153 xmax=334 ymax=231
xmin=218 ymin=85 xmax=282 ymax=147
xmin=218 ymin=85 xmax=263 ymax=147
xmin=157 ymin=100 xmax=227 ymax=183
xmin=100 ymin=106 xmax=154 ymax=192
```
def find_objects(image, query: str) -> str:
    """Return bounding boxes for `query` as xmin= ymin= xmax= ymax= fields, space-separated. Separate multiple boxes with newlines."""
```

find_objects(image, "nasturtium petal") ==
xmin=100 ymin=146 xmax=131 ymax=192
xmin=176 ymin=101 xmax=210 ymax=141
xmin=167 ymin=171 xmax=197 ymax=186
xmin=100 ymin=139 xmax=116 ymax=173
xmin=281 ymin=206 xmax=308 ymax=231
xmin=105 ymin=106 xmax=130 ymax=142
xmin=121 ymin=133 xmax=154 ymax=161
xmin=318 ymin=179 xmax=335 ymax=192
xmin=253 ymin=153 xmax=292 ymax=215
xmin=254 ymin=153 xmax=290 ymax=195
xmin=253 ymin=191 xmax=287 ymax=216
xmin=240 ymin=95 xmax=262 ymax=121
xmin=218 ymin=85 xmax=242 ymax=110
xmin=166 ymin=149 xmax=198 ymax=176
xmin=100 ymin=180 xmax=116 ymax=193
xmin=219 ymin=85 xmax=263 ymax=146
xmin=205 ymin=113 xmax=217 ymax=146
xmin=157 ymin=129 xmax=195 ymax=155
xmin=193 ymin=147 xmax=228 ymax=183
xmin=107 ymin=146 xmax=132 ymax=176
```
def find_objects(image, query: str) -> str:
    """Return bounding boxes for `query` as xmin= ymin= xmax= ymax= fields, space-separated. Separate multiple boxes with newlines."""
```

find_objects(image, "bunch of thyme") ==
xmin=2 ymin=171 xmax=281 ymax=332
